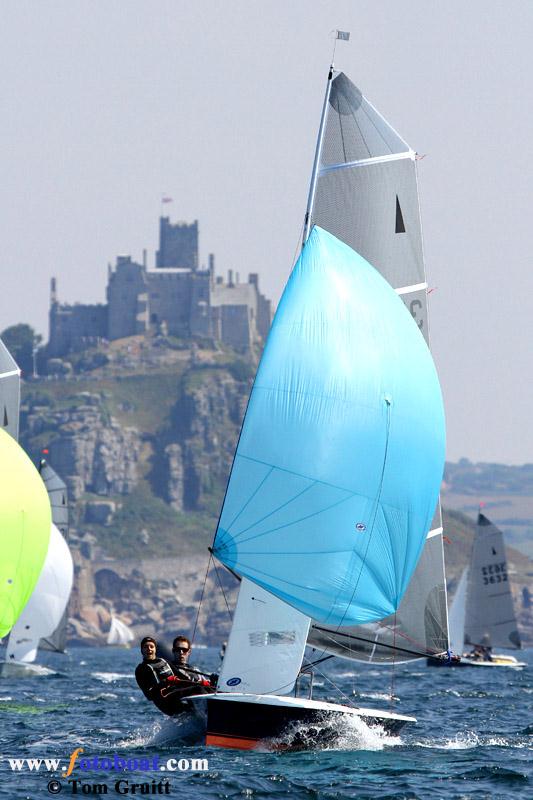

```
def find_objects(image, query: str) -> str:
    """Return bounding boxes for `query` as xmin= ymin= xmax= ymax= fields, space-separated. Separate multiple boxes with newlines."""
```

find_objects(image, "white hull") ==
xmin=459 ymin=654 xmax=526 ymax=669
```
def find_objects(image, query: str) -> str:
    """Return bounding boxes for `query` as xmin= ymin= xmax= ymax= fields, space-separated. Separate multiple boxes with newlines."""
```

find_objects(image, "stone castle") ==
xmin=48 ymin=217 xmax=271 ymax=357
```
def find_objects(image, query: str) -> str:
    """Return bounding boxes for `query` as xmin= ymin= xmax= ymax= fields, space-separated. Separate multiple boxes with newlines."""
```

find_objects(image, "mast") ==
xmin=302 ymin=66 xmax=334 ymax=245
xmin=303 ymin=31 xmax=351 ymax=245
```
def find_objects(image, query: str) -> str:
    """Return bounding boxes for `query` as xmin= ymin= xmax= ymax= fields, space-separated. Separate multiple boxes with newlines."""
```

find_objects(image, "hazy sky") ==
xmin=2 ymin=1 xmax=532 ymax=465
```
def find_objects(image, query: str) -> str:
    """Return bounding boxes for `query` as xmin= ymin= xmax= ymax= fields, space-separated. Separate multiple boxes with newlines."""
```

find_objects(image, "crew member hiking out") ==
xmin=171 ymin=635 xmax=218 ymax=689
xmin=135 ymin=636 xmax=215 ymax=717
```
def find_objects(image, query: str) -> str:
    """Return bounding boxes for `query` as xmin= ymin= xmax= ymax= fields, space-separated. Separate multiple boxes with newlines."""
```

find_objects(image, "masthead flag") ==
xmin=336 ymin=30 xmax=350 ymax=41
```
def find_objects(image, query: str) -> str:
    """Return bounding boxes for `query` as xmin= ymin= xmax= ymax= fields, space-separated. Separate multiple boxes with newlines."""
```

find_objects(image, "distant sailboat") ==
xmin=430 ymin=512 xmax=525 ymax=668
xmin=38 ymin=459 xmax=71 ymax=654
xmin=107 ymin=616 xmax=135 ymax=647
xmin=0 ymin=428 xmax=51 ymax=639
xmin=184 ymin=58 xmax=447 ymax=750
xmin=1 ymin=455 xmax=74 ymax=675
xmin=1 ymin=524 xmax=73 ymax=677
xmin=0 ymin=342 xmax=51 ymax=641
xmin=0 ymin=337 xmax=20 ymax=441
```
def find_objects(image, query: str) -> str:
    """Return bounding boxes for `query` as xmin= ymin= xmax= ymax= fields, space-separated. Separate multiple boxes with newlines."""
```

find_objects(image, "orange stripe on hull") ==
xmin=206 ymin=733 xmax=260 ymax=750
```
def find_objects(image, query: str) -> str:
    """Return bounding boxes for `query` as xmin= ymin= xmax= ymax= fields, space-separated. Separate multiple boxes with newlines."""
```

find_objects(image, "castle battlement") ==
xmin=48 ymin=217 xmax=271 ymax=358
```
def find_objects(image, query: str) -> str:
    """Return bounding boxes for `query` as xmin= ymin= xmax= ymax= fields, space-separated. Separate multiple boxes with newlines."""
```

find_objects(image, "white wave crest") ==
xmin=267 ymin=713 xmax=401 ymax=752
xmin=91 ymin=672 xmax=133 ymax=683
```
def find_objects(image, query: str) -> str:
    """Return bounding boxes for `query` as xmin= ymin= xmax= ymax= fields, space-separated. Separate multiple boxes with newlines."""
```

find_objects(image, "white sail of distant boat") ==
xmin=0 ymin=337 xmax=20 ymax=441
xmin=186 ymin=56 xmax=447 ymax=750
xmin=443 ymin=513 xmax=525 ymax=668
xmin=38 ymin=459 xmax=70 ymax=654
xmin=107 ymin=616 xmax=135 ymax=647
xmin=2 ymin=524 xmax=73 ymax=675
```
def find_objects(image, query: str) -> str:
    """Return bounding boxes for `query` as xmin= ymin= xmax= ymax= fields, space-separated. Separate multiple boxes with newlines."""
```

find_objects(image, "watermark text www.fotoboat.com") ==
xmin=6 ymin=747 xmax=208 ymax=795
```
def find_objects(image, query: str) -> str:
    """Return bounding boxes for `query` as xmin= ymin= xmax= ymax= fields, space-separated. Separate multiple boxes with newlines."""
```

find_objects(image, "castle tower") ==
xmin=156 ymin=217 xmax=199 ymax=270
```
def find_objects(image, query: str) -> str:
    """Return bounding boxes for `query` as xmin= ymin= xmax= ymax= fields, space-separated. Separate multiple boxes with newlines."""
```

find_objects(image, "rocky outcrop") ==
xmin=164 ymin=443 xmax=184 ymax=511
xmin=22 ymin=392 xmax=141 ymax=499
xmin=163 ymin=370 xmax=248 ymax=509
xmin=68 ymin=553 xmax=238 ymax=647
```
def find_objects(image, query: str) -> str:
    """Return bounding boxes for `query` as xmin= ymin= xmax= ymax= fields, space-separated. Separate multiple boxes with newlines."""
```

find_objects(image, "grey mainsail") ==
xmin=312 ymin=72 xmax=429 ymax=341
xmin=38 ymin=459 xmax=70 ymax=653
xmin=464 ymin=513 xmax=521 ymax=650
xmin=306 ymin=72 xmax=447 ymax=662
xmin=0 ymin=337 xmax=21 ymax=440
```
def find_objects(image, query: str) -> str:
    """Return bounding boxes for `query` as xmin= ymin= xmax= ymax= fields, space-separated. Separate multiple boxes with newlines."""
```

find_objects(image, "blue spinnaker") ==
xmin=213 ymin=226 xmax=445 ymax=627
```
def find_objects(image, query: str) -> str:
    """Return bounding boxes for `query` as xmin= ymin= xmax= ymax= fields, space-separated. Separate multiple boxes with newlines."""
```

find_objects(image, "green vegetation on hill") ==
xmin=92 ymin=483 xmax=215 ymax=559
xmin=20 ymin=340 xmax=252 ymax=562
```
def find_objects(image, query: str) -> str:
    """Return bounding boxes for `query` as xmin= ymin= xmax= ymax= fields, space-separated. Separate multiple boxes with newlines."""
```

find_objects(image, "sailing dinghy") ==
xmin=1 ymin=523 xmax=73 ymax=677
xmin=37 ymin=459 xmax=71 ymax=656
xmin=0 ymin=372 xmax=51 ymax=648
xmin=1 ymin=456 xmax=74 ymax=676
xmin=429 ymin=512 xmax=525 ymax=668
xmin=183 ymin=57 xmax=449 ymax=749
xmin=107 ymin=616 xmax=135 ymax=647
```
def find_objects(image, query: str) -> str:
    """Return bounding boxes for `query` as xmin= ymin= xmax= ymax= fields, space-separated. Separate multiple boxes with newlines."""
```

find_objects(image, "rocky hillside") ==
xmin=19 ymin=336 xmax=533 ymax=648
xmin=21 ymin=336 xmax=251 ymax=645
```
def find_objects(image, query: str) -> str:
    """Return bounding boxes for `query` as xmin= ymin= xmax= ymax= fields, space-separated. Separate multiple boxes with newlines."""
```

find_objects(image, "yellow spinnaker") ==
xmin=0 ymin=428 xmax=51 ymax=637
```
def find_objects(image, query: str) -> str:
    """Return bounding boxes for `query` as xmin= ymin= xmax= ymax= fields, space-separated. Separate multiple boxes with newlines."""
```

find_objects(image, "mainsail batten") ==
xmin=319 ymin=151 xmax=415 ymax=176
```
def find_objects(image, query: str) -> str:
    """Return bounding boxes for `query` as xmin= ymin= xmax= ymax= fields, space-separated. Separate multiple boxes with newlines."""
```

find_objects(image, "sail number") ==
xmin=481 ymin=562 xmax=507 ymax=585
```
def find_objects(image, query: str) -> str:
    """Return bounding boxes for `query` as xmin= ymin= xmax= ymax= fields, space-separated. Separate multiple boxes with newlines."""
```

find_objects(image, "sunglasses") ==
xmin=173 ymin=646 xmax=190 ymax=653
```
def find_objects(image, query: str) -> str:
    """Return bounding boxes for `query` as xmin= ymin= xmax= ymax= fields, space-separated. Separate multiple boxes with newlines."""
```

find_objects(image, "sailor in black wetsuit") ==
xmin=135 ymin=636 xmax=214 ymax=717
xmin=135 ymin=636 xmax=196 ymax=716
xmin=171 ymin=635 xmax=218 ymax=690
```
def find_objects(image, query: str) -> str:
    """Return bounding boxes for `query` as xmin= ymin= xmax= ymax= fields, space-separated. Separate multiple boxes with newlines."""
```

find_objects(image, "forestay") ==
xmin=6 ymin=524 xmax=73 ymax=663
xmin=213 ymin=226 xmax=445 ymax=627
xmin=464 ymin=514 xmax=521 ymax=650
xmin=218 ymin=578 xmax=310 ymax=695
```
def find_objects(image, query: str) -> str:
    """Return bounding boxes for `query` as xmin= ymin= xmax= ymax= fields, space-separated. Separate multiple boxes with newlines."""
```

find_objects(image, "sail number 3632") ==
xmin=481 ymin=562 xmax=507 ymax=584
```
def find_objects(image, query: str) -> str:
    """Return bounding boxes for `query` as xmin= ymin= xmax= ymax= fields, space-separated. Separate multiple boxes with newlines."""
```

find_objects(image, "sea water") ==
xmin=0 ymin=646 xmax=530 ymax=799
